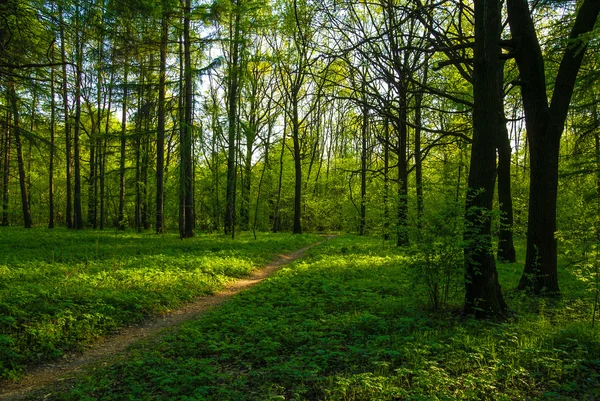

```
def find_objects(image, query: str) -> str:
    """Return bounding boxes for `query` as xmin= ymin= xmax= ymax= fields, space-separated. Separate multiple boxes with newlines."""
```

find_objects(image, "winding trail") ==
xmin=0 ymin=237 xmax=333 ymax=400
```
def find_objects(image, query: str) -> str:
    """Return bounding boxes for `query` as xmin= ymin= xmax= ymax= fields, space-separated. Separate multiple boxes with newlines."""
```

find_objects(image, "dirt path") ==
xmin=0 ymin=237 xmax=333 ymax=400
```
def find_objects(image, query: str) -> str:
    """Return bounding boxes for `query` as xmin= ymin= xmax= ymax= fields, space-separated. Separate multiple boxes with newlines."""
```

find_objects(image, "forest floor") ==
xmin=1 ymin=233 xmax=599 ymax=400
xmin=0 ymin=236 xmax=333 ymax=401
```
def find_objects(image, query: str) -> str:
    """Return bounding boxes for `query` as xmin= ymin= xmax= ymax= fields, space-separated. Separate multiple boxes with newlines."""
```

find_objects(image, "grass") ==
xmin=0 ymin=227 xmax=320 ymax=380
xmin=32 ymin=235 xmax=600 ymax=401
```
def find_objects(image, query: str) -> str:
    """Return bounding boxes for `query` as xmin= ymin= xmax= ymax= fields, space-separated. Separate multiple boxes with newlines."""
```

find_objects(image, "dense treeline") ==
xmin=0 ymin=0 xmax=599 ymax=317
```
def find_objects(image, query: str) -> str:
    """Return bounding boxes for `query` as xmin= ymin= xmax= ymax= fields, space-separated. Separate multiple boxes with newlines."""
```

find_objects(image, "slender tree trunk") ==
xmin=359 ymin=87 xmax=368 ymax=236
xmin=88 ymin=129 xmax=96 ymax=228
xmin=49 ymin=48 xmax=56 ymax=229
xmin=272 ymin=112 xmax=287 ymax=233
xmin=292 ymin=91 xmax=302 ymax=234
xmin=224 ymin=4 xmax=241 ymax=236
xmin=9 ymin=82 xmax=32 ymax=228
xmin=497 ymin=61 xmax=517 ymax=262
xmin=118 ymin=64 xmax=128 ymax=230
xmin=27 ymin=78 xmax=37 ymax=211
xmin=142 ymin=134 xmax=150 ymax=230
xmin=135 ymin=131 xmax=141 ymax=232
xmin=464 ymin=0 xmax=507 ymax=318
xmin=180 ymin=0 xmax=194 ymax=238
xmin=156 ymin=10 xmax=168 ymax=234
xmin=2 ymin=106 xmax=10 ymax=226
xmin=59 ymin=5 xmax=72 ymax=229
xmin=415 ymin=61 xmax=427 ymax=227
xmin=73 ymin=6 xmax=84 ymax=230
xmin=240 ymin=142 xmax=251 ymax=231
xmin=100 ymin=61 xmax=114 ymax=231
xmin=396 ymin=89 xmax=409 ymax=246
xmin=383 ymin=114 xmax=390 ymax=241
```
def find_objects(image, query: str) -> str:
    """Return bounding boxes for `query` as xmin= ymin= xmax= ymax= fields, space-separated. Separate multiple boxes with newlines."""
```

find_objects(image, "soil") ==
xmin=0 ymin=237 xmax=332 ymax=400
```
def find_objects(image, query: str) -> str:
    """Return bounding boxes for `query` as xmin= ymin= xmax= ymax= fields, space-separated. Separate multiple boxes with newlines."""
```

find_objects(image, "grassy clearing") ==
xmin=39 ymin=235 xmax=600 ymax=401
xmin=0 ymin=227 xmax=320 ymax=380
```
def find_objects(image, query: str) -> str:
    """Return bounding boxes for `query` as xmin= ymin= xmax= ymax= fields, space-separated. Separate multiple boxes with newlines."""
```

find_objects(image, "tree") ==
xmin=463 ymin=0 xmax=508 ymax=318
xmin=179 ymin=0 xmax=194 ymax=239
xmin=506 ymin=0 xmax=600 ymax=294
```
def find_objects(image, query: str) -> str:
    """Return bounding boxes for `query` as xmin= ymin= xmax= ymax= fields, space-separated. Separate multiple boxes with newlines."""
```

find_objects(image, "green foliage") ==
xmin=407 ymin=199 xmax=464 ymax=310
xmin=40 ymin=236 xmax=600 ymax=401
xmin=0 ymin=228 xmax=319 ymax=380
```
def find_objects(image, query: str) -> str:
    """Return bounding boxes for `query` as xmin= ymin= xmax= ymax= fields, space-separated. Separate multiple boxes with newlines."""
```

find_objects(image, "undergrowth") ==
xmin=0 ymin=227 xmax=319 ymax=380
xmin=40 ymin=235 xmax=600 ymax=401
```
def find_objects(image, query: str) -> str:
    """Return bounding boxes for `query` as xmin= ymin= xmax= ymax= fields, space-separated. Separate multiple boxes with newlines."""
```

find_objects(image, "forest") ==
xmin=1 ymin=0 xmax=600 ymax=399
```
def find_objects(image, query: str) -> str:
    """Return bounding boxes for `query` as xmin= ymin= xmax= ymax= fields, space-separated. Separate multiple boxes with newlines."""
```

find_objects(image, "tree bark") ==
xmin=49 ymin=46 xmax=56 ymax=229
xmin=396 ymin=89 xmax=409 ymax=246
xmin=507 ymin=0 xmax=600 ymax=294
xmin=118 ymin=64 xmax=128 ymax=230
xmin=73 ymin=5 xmax=84 ymax=230
xmin=496 ymin=62 xmax=516 ymax=262
xmin=292 ymin=90 xmax=302 ymax=234
xmin=9 ymin=82 xmax=32 ymax=228
xmin=359 ymin=86 xmax=368 ymax=236
xmin=1 ymin=101 xmax=9 ymax=226
xmin=179 ymin=0 xmax=194 ymax=239
xmin=463 ymin=0 xmax=508 ymax=318
xmin=224 ymin=2 xmax=241 ymax=236
xmin=156 ymin=10 xmax=168 ymax=234
xmin=59 ymin=5 xmax=72 ymax=229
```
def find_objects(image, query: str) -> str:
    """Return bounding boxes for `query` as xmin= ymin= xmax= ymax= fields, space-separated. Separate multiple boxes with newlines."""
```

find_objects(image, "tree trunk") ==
xmin=59 ymin=5 xmax=72 ymax=229
xmin=73 ymin=6 xmax=84 ymax=230
xmin=224 ymin=4 xmax=241 ymax=236
xmin=359 ymin=87 xmax=368 ymax=236
xmin=292 ymin=93 xmax=302 ymax=235
xmin=496 ymin=62 xmax=516 ymax=262
xmin=49 ymin=48 xmax=56 ymax=229
xmin=415 ymin=61 xmax=427 ymax=228
xmin=507 ymin=0 xmax=600 ymax=294
xmin=396 ymin=89 xmax=409 ymax=246
xmin=9 ymin=82 xmax=32 ymax=228
xmin=118 ymin=64 xmax=128 ymax=230
xmin=156 ymin=10 xmax=168 ymax=234
xmin=272 ymin=113 xmax=287 ymax=233
xmin=1 ymin=105 xmax=10 ymax=226
xmin=179 ymin=0 xmax=194 ymax=239
xmin=464 ymin=0 xmax=508 ymax=319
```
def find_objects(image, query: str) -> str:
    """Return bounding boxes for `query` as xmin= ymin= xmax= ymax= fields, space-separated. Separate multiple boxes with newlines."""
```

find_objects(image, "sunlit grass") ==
xmin=41 ymin=235 xmax=600 ymax=400
xmin=0 ymin=227 xmax=320 ymax=380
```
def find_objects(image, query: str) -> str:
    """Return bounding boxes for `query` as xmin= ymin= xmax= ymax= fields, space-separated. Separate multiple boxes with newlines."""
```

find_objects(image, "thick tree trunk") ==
xmin=464 ymin=0 xmax=508 ymax=318
xmin=9 ymin=82 xmax=32 ymax=229
xmin=518 ymin=136 xmax=560 ymax=292
xmin=507 ymin=0 xmax=600 ymax=294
